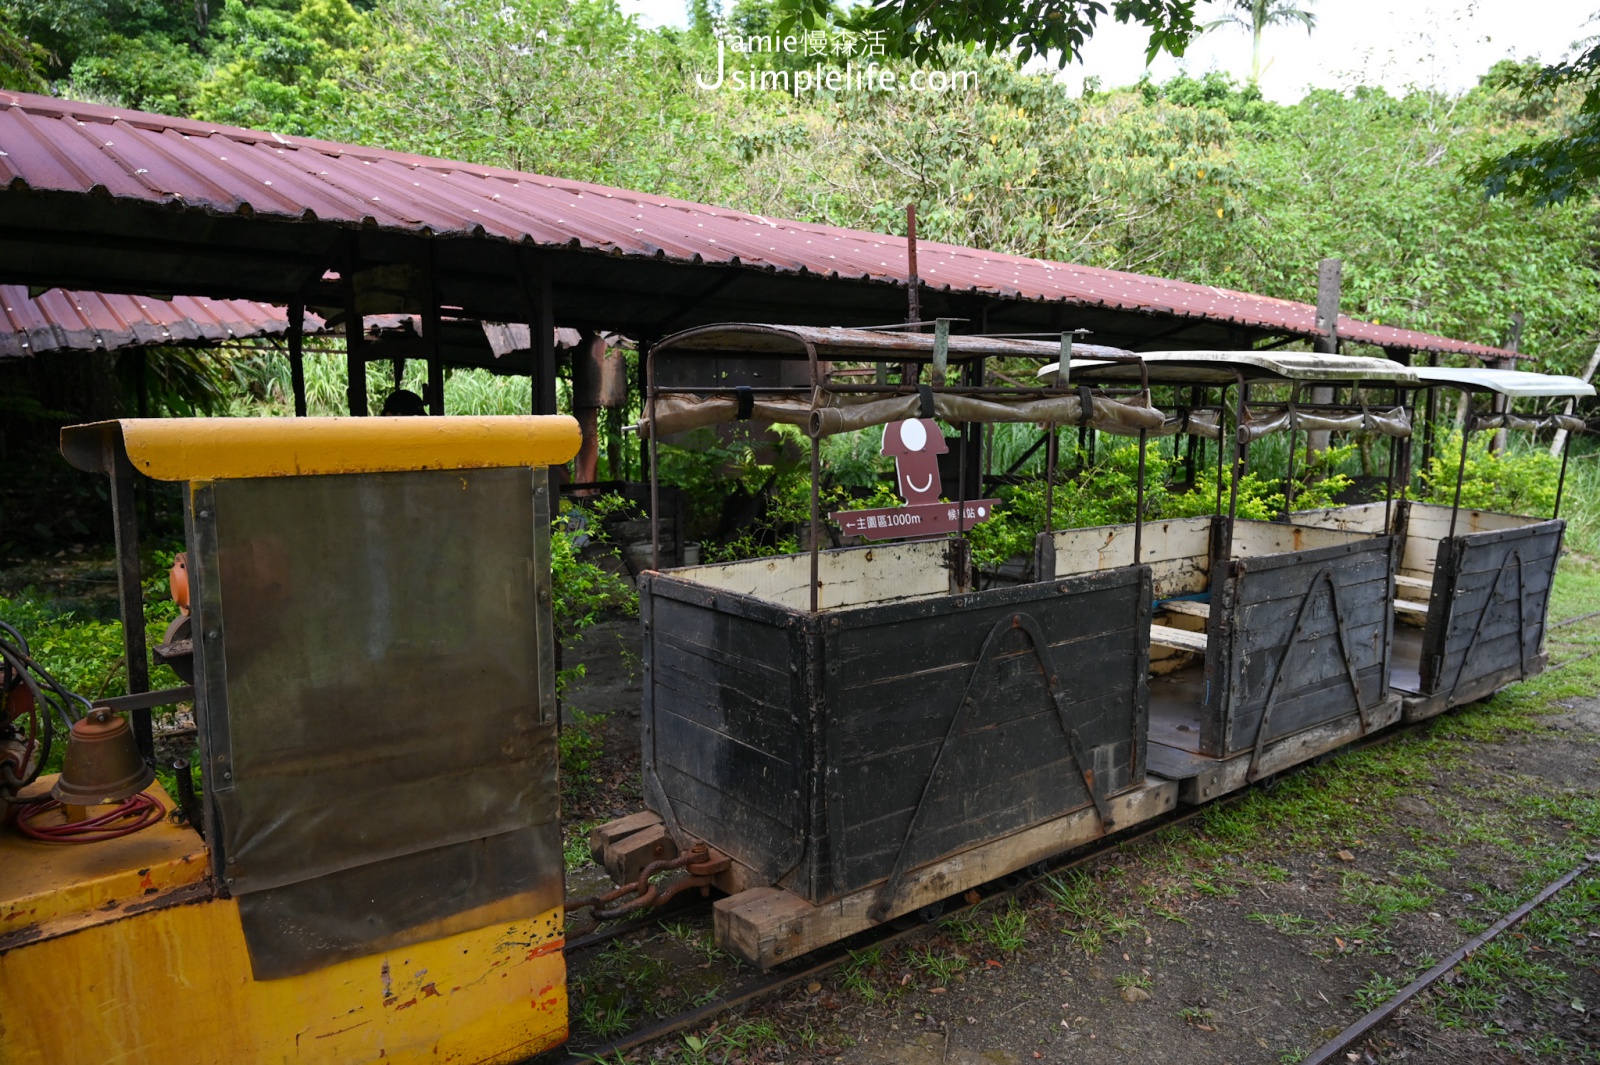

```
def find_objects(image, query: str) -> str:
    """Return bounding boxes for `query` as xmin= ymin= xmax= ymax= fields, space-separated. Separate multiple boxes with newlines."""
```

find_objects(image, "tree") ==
xmin=729 ymin=51 xmax=1236 ymax=272
xmin=1201 ymin=0 xmax=1315 ymax=83
xmin=1143 ymin=74 xmax=1600 ymax=376
xmin=0 ymin=9 xmax=47 ymax=91
xmin=335 ymin=0 xmax=734 ymax=199
xmin=1468 ymin=44 xmax=1600 ymax=204
xmin=775 ymin=0 xmax=1200 ymax=68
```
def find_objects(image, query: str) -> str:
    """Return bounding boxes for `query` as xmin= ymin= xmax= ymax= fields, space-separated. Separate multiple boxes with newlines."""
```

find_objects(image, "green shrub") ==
xmin=1422 ymin=431 xmax=1560 ymax=517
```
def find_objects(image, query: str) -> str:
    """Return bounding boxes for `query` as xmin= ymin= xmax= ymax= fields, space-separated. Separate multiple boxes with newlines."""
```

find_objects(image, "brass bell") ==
xmin=53 ymin=708 xmax=154 ymax=806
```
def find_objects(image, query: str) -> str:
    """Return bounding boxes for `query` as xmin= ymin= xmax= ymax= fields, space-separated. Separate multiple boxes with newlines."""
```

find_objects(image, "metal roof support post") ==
xmin=1282 ymin=383 xmax=1300 ymax=518
xmin=1447 ymin=412 xmax=1473 ymax=541
xmin=288 ymin=298 xmax=307 ymax=417
xmin=1554 ymin=430 xmax=1572 ymax=520
xmin=1308 ymin=258 xmax=1341 ymax=454
xmin=805 ymin=340 xmax=822 ymax=614
xmin=106 ymin=439 xmax=152 ymax=762
xmin=1222 ymin=373 xmax=1248 ymax=562
xmin=648 ymin=343 xmax=660 ymax=572
xmin=424 ymin=246 xmax=445 ymax=416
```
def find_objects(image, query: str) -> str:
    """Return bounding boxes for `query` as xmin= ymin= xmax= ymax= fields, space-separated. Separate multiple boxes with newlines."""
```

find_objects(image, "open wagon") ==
xmin=593 ymin=323 xmax=1178 ymax=968
xmin=1037 ymin=351 xmax=1421 ymax=804
xmin=1292 ymin=366 xmax=1594 ymax=720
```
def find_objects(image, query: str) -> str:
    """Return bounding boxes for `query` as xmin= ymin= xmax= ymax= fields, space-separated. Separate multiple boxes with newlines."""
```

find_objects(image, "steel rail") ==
xmin=1300 ymin=854 xmax=1599 ymax=1065
xmin=553 ymin=717 xmax=1423 ymax=1064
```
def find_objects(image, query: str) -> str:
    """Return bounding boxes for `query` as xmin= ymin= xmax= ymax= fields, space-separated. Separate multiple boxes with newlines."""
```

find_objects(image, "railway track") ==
xmin=553 ymin=606 xmax=1600 ymax=1062
xmin=552 ymin=714 xmax=1429 ymax=1061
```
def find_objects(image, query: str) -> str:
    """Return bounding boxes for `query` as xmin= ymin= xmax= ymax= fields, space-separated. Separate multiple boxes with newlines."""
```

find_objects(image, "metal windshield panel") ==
xmin=1409 ymin=365 xmax=1597 ymax=398
xmin=1038 ymin=349 xmax=1424 ymax=385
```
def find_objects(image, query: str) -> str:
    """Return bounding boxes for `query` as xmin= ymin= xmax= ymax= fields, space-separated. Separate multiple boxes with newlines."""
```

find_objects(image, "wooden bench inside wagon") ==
xmin=589 ymin=322 xmax=1178 ymax=969
xmin=1291 ymin=366 xmax=1594 ymax=723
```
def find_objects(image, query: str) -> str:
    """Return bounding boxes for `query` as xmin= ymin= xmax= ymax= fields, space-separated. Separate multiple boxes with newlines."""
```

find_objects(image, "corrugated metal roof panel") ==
xmin=0 ymin=284 xmax=318 ymax=358
xmin=0 ymin=91 xmax=1521 ymax=361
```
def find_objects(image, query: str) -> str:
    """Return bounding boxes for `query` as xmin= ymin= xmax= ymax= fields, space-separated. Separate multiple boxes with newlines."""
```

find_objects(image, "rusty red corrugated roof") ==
xmin=0 ymin=284 xmax=317 ymax=358
xmin=0 ymin=91 xmax=1520 ymax=361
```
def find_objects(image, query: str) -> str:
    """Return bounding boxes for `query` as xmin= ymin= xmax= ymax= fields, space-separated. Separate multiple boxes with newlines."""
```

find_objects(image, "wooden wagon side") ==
xmin=1409 ymin=515 xmax=1563 ymax=719
xmin=1207 ymin=533 xmax=1400 ymax=775
xmin=1292 ymin=500 xmax=1564 ymax=721
xmin=623 ymin=540 xmax=1169 ymax=968
xmin=1044 ymin=517 xmax=1401 ymax=804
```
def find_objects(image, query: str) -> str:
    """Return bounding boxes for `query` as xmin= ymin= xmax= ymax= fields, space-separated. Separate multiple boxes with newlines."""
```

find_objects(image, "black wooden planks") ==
xmin=1212 ymin=538 xmax=1394 ymax=759
xmin=641 ymin=563 xmax=1150 ymax=905
xmin=1418 ymin=521 xmax=1563 ymax=700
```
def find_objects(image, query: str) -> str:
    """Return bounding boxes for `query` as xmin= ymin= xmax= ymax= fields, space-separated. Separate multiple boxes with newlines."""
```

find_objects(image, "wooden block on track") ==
xmin=602 ymin=823 xmax=678 ymax=885
xmin=589 ymin=810 xmax=664 ymax=862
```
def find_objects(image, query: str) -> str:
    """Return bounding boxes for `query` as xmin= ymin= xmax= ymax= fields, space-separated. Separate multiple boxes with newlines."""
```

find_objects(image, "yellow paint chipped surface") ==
xmin=0 ymin=777 xmax=567 ymax=1063
xmin=0 ymin=777 xmax=207 ymax=939
xmin=97 ymin=415 xmax=580 ymax=481
xmin=0 ymin=898 xmax=568 ymax=1064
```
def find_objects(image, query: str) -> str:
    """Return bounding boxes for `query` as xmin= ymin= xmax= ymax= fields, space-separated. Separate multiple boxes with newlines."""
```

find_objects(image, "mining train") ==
xmin=0 ymin=327 xmax=1589 ymax=1062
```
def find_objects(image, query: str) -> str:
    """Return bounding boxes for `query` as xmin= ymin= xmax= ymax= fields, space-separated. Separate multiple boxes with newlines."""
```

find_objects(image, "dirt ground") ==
xmin=559 ymin=570 xmax=1600 ymax=1065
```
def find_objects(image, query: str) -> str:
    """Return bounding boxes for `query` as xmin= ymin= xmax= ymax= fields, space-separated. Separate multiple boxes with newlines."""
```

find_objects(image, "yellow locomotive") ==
xmin=1 ymin=415 xmax=579 ymax=1064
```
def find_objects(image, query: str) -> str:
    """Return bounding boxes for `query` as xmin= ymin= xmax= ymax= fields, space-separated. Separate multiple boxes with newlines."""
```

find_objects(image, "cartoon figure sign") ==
xmin=882 ymin=417 xmax=946 ymax=504
xmin=830 ymin=418 xmax=1000 ymax=541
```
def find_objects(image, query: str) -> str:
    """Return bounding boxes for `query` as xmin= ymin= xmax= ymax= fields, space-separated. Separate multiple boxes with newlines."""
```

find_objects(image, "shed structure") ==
xmin=0 ymin=90 xmax=1523 ymax=420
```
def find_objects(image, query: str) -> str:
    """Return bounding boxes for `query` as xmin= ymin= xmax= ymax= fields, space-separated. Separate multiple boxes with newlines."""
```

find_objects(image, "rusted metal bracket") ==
xmin=1246 ymin=567 xmax=1371 ymax=783
xmin=867 ymin=611 xmax=1111 ymax=923
xmin=1445 ymin=546 xmax=1526 ymax=707
xmin=564 ymin=842 xmax=731 ymax=939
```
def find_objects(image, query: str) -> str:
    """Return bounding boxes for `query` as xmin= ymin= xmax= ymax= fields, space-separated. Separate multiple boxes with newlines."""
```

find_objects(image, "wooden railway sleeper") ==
xmin=565 ymin=842 xmax=731 ymax=938
xmin=868 ymin=611 xmax=1112 ymax=923
xmin=1246 ymin=567 xmax=1373 ymax=784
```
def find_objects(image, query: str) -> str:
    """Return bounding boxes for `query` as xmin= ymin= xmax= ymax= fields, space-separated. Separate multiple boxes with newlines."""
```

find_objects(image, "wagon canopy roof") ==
xmin=1037 ymin=349 xmax=1424 ymax=385
xmin=1409 ymin=366 xmax=1597 ymax=398
xmin=0 ymin=91 xmax=1519 ymax=359
xmin=652 ymin=322 xmax=1130 ymax=363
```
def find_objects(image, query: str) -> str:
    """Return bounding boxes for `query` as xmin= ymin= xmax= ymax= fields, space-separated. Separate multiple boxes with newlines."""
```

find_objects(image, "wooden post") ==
xmin=424 ymin=248 xmax=445 ymax=416
xmin=344 ymin=267 xmax=367 ymax=416
xmin=524 ymin=255 xmax=558 ymax=415
xmin=1489 ymin=312 xmax=1523 ymax=453
xmin=288 ymin=298 xmax=307 ymax=417
xmin=1307 ymin=258 xmax=1340 ymax=455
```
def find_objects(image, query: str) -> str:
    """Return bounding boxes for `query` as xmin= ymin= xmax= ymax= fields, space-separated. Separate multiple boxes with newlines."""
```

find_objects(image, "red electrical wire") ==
xmin=11 ymin=792 xmax=165 ymax=843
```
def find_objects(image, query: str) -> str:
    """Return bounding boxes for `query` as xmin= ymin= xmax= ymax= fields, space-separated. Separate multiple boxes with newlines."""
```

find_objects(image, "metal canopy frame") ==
xmin=1411 ymin=371 xmax=1596 ymax=533
xmin=1040 ymin=349 xmax=1421 ymax=564
xmin=643 ymin=322 xmax=1154 ymax=612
